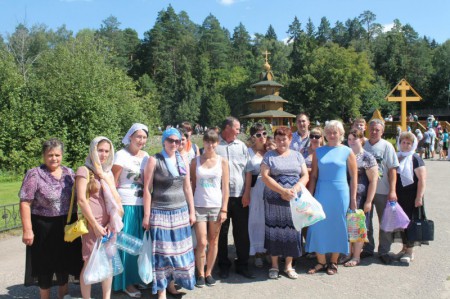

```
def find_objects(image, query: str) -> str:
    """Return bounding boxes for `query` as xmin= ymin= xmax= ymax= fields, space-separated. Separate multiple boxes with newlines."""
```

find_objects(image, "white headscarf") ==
xmin=397 ymin=133 xmax=418 ymax=187
xmin=122 ymin=123 xmax=149 ymax=145
xmin=85 ymin=136 xmax=123 ymax=232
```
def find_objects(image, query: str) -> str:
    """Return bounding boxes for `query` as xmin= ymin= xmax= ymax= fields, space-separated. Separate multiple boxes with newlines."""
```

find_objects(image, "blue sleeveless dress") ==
xmin=306 ymin=146 xmax=351 ymax=255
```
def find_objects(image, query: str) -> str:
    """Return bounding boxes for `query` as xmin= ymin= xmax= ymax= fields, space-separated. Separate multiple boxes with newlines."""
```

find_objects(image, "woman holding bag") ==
xmin=112 ymin=124 xmax=149 ymax=297
xmin=394 ymin=131 xmax=427 ymax=264
xmin=345 ymin=129 xmax=378 ymax=267
xmin=77 ymin=137 xmax=124 ymax=299
xmin=143 ymin=128 xmax=196 ymax=299
xmin=260 ymin=127 xmax=309 ymax=280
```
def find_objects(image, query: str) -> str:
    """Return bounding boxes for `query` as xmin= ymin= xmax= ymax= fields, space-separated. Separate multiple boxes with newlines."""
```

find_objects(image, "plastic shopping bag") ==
xmin=346 ymin=209 xmax=368 ymax=243
xmin=103 ymin=234 xmax=124 ymax=276
xmin=290 ymin=184 xmax=326 ymax=231
xmin=138 ymin=231 xmax=153 ymax=284
xmin=380 ymin=201 xmax=410 ymax=232
xmin=83 ymin=238 xmax=114 ymax=285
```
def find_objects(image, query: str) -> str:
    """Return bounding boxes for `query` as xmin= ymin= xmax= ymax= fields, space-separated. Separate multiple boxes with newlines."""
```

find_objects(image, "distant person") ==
xmin=415 ymin=129 xmax=425 ymax=159
xmin=19 ymin=138 xmax=83 ymax=299
xmin=442 ymin=128 xmax=449 ymax=159
xmin=413 ymin=113 xmax=419 ymax=122
xmin=180 ymin=121 xmax=200 ymax=161
xmin=362 ymin=119 xmax=399 ymax=264
xmin=290 ymin=113 xmax=311 ymax=153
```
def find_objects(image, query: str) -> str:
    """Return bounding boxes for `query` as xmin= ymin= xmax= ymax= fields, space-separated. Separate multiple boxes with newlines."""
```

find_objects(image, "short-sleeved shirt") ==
xmin=290 ymin=131 xmax=310 ymax=152
xmin=363 ymin=139 xmax=399 ymax=195
xmin=247 ymin=148 xmax=263 ymax=175
xmin=261 ymin=149 xmax=305 ymax=179
xmin=355 ymin=151 xmax=377 ymax=205
xmin=19 ymin=165 xmax=75 ymax=217
xmin=215 ymin=136 xmax=251 ymax=197
xmin=113 ymin=149 xmax=149 ymax=205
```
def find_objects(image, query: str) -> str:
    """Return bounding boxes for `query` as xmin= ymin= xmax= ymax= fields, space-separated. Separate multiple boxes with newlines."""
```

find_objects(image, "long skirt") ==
xmin=150 ymin=206 xmax=195 ymax=294
xmin=248 ymin=177 xmax=266 ymax=255
xmin=25 ymin=214 xmax=83 ymax=288
xmin=113 ymin=205 xmax=144 ymax=291
xmin=264 ymin=175 xmax=302 ymax=258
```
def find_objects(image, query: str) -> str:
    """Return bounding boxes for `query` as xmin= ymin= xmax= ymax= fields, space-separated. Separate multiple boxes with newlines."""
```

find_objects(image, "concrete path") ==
xmin=1 ymin=160 xmax=449 ymax=299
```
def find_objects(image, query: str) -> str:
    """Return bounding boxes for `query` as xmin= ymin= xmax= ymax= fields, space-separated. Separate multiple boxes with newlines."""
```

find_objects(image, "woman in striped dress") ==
xmin=143 ymin=128 xmax=196 ymax=299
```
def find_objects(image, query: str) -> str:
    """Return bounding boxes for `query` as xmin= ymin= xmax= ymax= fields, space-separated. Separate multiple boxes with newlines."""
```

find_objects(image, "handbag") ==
xmin=64 ymin=167 xmax=90 ymax=242
xmin=406 ymin=202 xmax=434 ymax=242
xmin=346 ymin=209 xmax=368 ymax=243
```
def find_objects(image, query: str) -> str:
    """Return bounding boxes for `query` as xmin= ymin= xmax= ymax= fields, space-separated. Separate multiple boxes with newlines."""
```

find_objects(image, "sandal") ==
xmin=338 ymin=254 xmax=351 ymax=265
xmin=326 ymin=263 xmax=338 ymax=275
xmin=124 ymin=289 xmax=142 ymax=298
xmin=268 ymin=268 xmax=280 ymax=279
xmin=307 ymin=263 xmax=327 ymax=274
xmin=284 ymin=268 xmax=298 ymax=279
xmin=344 ymin=258 xmax=360 ymax=267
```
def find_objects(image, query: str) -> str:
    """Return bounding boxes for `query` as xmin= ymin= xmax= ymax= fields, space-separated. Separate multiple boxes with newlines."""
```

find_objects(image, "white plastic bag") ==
xmin=290 ymin=184 xmax=326 ymax=231
xmin=83 ymin=238 xmax=114 ymax=285
xmin=138 ymin=231 xmax=153 ymax=284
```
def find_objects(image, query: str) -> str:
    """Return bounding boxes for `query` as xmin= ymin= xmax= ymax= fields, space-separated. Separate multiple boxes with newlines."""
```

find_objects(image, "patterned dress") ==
xmin=262 ymin=150 xmax=305 ymax=257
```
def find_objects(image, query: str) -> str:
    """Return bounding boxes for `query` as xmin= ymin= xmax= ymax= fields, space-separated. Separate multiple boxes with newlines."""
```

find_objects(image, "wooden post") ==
xmin=385 ymin=79 xmax=422 ymax=131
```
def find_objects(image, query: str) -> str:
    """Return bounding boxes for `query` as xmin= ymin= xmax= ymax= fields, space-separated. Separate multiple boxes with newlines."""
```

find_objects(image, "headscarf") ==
xmin=85 ymin=136 xmax=123 ymax=232
xmin=397 ymin=134 xmax=418 ymax=187
xmin=161 ymin=128 xmax=187 ymax=177
xmin=121 ymin=123 xmax=148 ymax=146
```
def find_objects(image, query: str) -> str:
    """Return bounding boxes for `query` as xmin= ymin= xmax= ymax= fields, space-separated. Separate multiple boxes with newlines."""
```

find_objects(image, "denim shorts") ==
xmin=195 ymin=207 xmax=221 ymax=222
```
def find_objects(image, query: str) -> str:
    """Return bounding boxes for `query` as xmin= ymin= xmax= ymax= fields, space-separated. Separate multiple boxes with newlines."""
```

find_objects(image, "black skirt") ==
xmin=24 ymin=214 xmax=83 ymax=287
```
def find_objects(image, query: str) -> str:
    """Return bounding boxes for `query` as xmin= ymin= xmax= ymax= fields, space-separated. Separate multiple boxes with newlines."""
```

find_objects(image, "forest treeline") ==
xmin=1 ymin=5 xmax=449 ymax=172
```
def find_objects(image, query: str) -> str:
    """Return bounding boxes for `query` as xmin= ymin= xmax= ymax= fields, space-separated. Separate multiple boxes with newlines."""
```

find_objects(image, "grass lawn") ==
xmin=0 ymin=181 xmax=21 ymax=206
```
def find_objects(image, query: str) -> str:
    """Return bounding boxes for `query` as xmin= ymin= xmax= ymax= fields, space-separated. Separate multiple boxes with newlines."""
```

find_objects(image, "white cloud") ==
xmin=218 ymin=0 xmax=238 ymax=5
xmin=382 ymin=23 xmax=394 ymax=33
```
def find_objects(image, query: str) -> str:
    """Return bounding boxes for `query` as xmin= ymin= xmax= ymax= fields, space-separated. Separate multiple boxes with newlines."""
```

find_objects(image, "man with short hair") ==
xmin=215 ymin=117 xmax=254 ymax=279
xmin=290 ymin=113 xmax=310 ymax=152
xmin=362 ymin=119 xmax=399 ymax=264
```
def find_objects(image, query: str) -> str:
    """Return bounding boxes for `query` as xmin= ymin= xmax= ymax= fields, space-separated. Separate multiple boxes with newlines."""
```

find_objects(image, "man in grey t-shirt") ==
xmin=215 ymin=117 xmax=254 ymax=279
xmin=362 ymin=119 xmax=399 ymax=264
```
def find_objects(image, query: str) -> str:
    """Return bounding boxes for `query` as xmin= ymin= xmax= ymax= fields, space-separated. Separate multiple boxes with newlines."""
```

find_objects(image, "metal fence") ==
xmin=0 ymin=203 xmax=21 ymax=232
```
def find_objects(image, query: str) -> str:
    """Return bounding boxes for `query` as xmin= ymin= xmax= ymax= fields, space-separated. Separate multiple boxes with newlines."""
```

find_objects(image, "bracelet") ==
xmin=220 ymin=209 xmax=228 ymax=213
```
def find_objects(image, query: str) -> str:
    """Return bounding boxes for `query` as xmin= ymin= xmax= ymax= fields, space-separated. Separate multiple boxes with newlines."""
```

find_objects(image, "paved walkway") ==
xmin=1 ymin=160 xmax=449 ymax=299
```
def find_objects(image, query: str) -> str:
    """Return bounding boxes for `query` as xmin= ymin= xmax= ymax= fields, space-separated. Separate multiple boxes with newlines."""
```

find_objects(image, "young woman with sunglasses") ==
xmin=143 ymin=128 xmax=196 ymax=299
xmin=300 ymin=127 xmax=325 ymax=175
xmin=246 ymin=123 xmax=268 ymax=268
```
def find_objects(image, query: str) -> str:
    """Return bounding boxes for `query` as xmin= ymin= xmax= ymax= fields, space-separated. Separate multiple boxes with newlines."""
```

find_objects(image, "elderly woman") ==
xmin=143 ymin=128 xmax=196 ymax=299
xmin=19 ymin=138 xmax=83 ymax=299
xmin=112 ymin=124 xmax=149 ymax=297
xmin=306 ymin=120 xmax=357 ymax=275
xmin=344 ymin=129 xmax=378 ymax=267
xmin=77 ymin=137 xmax=124 ymax=299
xmin=394 ymin=131 xmax=427 ymax=264
xmin=260 ymin=127 xmax=309 ymax=280
xmin=246 ymin=123 xmax=268 ymax=268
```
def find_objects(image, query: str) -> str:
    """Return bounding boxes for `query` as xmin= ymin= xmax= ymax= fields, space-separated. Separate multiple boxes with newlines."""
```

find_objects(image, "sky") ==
xmin=0 ymin=0 xmax=449 ymax=43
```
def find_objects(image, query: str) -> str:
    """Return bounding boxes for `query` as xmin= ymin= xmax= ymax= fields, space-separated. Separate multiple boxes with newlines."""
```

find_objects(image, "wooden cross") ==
xmin=385 ymin=79 xmax=422 ymax=131
xmin=262 ymin=50 xmax=271 ymax=63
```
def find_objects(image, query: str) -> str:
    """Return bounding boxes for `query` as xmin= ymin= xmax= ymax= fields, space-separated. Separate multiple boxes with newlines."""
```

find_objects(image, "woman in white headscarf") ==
xmin=112 ymin=124 xmax=149 ymax=297
xmin=394 ymin=131 xmax=426 ymax=264
xmin=77 ymin=137 xmax=124 ymax=299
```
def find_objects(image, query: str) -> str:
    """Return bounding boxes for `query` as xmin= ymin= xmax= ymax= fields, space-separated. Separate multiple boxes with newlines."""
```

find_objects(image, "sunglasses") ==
xmin=253 ymin=131 xmax=268 ymax=138
xmin=309 ymin=134 xmax=322 ymax=140
xmin=165 ymin=137 xmax=181 ymax=145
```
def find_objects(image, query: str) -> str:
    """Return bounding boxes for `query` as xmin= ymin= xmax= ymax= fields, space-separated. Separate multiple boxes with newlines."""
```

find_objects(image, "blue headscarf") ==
xmin=161 ymin=128 xmax=186 ymax=176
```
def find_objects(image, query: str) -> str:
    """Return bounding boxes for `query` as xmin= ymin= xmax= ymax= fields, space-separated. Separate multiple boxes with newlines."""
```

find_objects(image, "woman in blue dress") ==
xmin=306 ymin=120 xmax=357 ymax=275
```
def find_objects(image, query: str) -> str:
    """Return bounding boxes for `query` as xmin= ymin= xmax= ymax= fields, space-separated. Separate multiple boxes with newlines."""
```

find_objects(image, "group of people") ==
xmin=19 ymin=114 xmax=428 ymax=299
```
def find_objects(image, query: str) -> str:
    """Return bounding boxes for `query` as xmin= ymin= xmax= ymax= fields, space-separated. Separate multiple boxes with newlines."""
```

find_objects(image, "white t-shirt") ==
xmin=114 ymin=149 xmax=149 ymax=205
xmin=193 ymin=156 xmax=223 ymax=208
